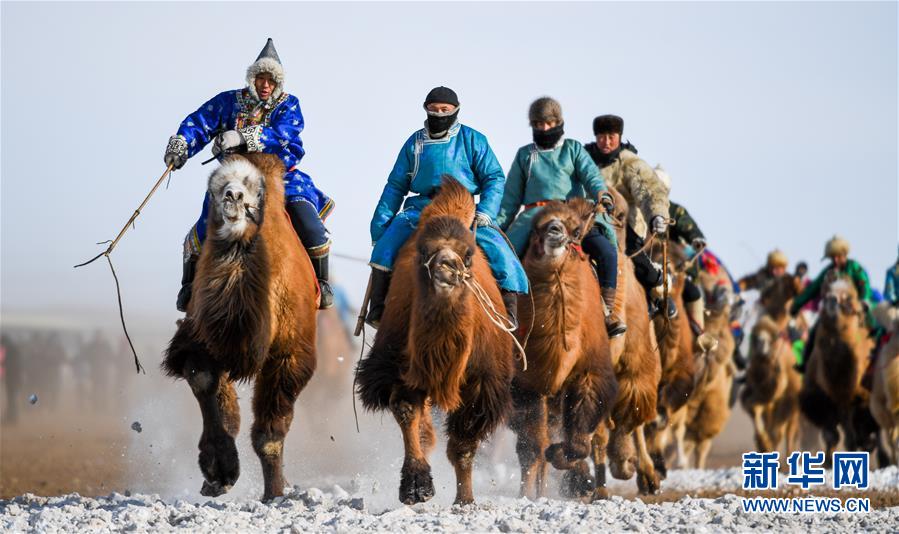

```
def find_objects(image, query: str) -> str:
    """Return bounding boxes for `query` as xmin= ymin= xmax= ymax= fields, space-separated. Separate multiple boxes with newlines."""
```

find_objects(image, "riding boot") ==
xmin=176 ymin=255 xmax=198 ymax=312
xmin=365 ymin=268 xmax=392 ymax=328
xmin=601 ymin=286 xmax=627 ymax=338
xmin=686 ymin=298 xmax=718 ymax=352
xmin=501 ymin=290 xmax=519 ymax=330
xmin=310 ymin=252 xmax=334 ymax=310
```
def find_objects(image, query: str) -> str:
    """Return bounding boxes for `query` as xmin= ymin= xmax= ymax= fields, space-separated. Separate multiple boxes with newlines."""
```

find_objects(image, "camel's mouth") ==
xmin=423 ymin=249 xmax=469 ymax=295
xmin=539 ymin=219 xmax=569 ymax=258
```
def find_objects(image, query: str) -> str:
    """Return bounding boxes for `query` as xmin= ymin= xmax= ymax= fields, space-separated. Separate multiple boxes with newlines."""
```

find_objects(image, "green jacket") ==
xmin=790 ymin=259 xmax=874 ymax=316
xmin=669 ymin=201 xmax=704 ymax=245
xmin=497 ymin=139 xmax=616 ymax=255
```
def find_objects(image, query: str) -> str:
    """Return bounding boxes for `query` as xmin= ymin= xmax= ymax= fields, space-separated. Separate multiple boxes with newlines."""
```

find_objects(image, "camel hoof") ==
xmin=608 ymin=457 xmax=636 ymax=480
xmin=453 ymin=497 xmax=475 ymax=506
xmin=200 ymin=480 xmax=231 ymax=497
xmin=198 ymin=434 xmax=240 ymax=493
xmin=399 ymin=461 xmax=434 ymax=505
xmin=591 ymin=487 xmax=611 ymax=501
xmin=559 ymin=461 xmax=594 ymax=499
xmin=636 ymin=469 xmax=661 ymax=495
xmin=545 ymin=443 xmax=570 ymax=470
xmin=651 ymin=452 xmax=668 ymax=480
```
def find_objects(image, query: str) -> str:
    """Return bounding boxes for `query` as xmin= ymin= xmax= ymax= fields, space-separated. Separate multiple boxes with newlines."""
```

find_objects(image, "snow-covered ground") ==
xmin=3 ymin=468 xmax=898 ymax=533
xmin=3 ymin=482 xmax=898 ymax=533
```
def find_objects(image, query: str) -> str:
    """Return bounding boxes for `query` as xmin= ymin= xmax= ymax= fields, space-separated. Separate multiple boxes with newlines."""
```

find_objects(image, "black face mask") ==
xmin=532 ymin=124 xmax=564 ymax=149
xmin=591 ymin=139 xmax=638 ymax=166
xmin=426 ymin=109 xmax=459 ymax=137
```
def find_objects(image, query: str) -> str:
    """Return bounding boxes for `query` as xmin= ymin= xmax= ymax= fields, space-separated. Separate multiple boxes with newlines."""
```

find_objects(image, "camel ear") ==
xmin=567 ymin=197 xmax=598 ymax=236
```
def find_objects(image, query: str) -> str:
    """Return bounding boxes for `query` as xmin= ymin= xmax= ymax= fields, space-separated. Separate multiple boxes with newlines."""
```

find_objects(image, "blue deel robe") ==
xmin=369 ymin=123 xmax=529 ymax=293
xmin=175 ymin=89 xmax=333 ymax=246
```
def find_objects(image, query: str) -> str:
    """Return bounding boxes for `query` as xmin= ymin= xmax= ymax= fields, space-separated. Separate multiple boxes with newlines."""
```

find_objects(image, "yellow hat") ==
xmin=824 ymin=235 xmax=850 ymax=258
xmin=766 ymin=249 xmax=788 ymax=269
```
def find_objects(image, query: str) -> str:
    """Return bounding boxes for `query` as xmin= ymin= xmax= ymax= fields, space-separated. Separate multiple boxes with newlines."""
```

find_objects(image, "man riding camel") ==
xmin=497 ymin=97 xmax=625 ymax=337
xmin=738 ymin=249 xmax=790 ymax=293
xmin=365 ymin=86 xmax=529 ymax=328
xmin=653 ymin=167 xmax=717 ymax=351
xmin=164 ymin=38 xmax=335 ymax=311
xmin=790 ymin=235 xmax=876 ymax=373
xmin=584 ymin=114 xmax=675 ymax=318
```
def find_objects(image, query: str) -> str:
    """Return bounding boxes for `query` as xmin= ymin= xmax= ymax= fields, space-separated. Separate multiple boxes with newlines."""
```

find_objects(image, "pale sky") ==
xmin=2 ymin=1 xmax=897 ymax=325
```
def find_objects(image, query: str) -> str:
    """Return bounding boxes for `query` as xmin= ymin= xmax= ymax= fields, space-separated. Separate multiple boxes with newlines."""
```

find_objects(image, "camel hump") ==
xmin=419 ymin=175 xmax=475 ymax=228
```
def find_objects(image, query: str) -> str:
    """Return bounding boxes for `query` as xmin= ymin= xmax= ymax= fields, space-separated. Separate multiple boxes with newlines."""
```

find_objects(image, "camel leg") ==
xmin=695 ymin=439 xmax=712 ymax=470
xmin=683 ymin=439 xmax=697 ymax=469
xmin=510 ymin=385 xmax=548 ymax=500
xmin=546 ymin=371 xmax=615 ymax=500
xmin=785 ymin=412 xmax=800 ymax=457
xmin=446 ymin=373 xmax=511 ymax=505
xmin=673 ymin=419 xmax=689 ymax=469
xmin=185 ymin=356 xmax=241 ymax=497
xmin=591 ymin=424 xmax=611 ymax=501
xmin=419 ymin=402 xmax=437 ymax=457
xmin=634 ymin=425 xmax=661 ymax=495
xmin=751 ymin=405 xmax=773 ymax=452
xmin=608 ymin=424 xmax=637 ymax=480
xmin=251 ymin=354 xmax=314 ymax=501
xmin=389 ymin=386 xmax=433 ymax=505
xmin=644 ymin=419 xmax=669 ymax=480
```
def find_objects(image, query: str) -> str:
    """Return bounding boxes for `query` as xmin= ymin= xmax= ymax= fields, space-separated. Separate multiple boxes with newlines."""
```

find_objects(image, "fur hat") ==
xmin=593 ymin=114 xmax=624 ymax=135
xmin=766 ymin=249 xmax=788 ymax=269
xmin=653 ymin=165 xmax=671 ymax=191
xmin=423 ymin=86 xmax=459 ymax=108
xmin=824 ymin=235 xmax=850 ymax=258
xmin=528 ymin=97 xmax=563 ymax=125
xmin=246 ymin=38 xmax=285 ymax=102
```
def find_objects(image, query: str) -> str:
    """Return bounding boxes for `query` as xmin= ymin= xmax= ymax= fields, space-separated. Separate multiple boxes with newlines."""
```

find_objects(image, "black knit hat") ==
xmin=424 ymin=86 xmax=460 ymax=108
xmin=592 ymin=114 xmax=624 ymax=135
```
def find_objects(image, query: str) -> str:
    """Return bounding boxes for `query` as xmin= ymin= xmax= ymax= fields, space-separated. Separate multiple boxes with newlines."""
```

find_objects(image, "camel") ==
xmin=739 ymin=274 xmax=801 ymax=456
xmin=588 ymin=189 xmax=662 ymax=498
xmin=800 ymin=276 xmax=877 ymax=465
xmin=668 ymin=273 xmax=736 ymax=469
xmin=356 ymin=177 xmax=514 ymax=505
xmin=643 ymin=246 xmax=699 ymax=479
xmin=871 ymin=302 xmax=899 ymax=464
xmin=162 ymin=154 xmax=319 ymax=501
xmin=510 ymin=199 xmax=619 ymax=500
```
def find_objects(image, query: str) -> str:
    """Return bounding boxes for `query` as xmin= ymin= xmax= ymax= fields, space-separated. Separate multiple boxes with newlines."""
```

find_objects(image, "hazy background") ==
xmin=1 ymin=1 xmax=896 ymax=503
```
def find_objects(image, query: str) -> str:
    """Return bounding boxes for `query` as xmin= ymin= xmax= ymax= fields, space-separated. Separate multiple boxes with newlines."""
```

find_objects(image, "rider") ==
xmin=496 ymin=97 xmax=625 ymax=338
xmin=790 ymin=235 xmax=875 ymax=373
xmin=164 ymin=39 xmax=335 ymax=310
xmin=738 ymin=249 xmax=789 ymax=293
xmin=885 ymin=247 xmax=899 ymax=305
xmin=365 ymin=86 xmax=529 ymax=328
xmin=653 ymin=167 xmax=717 ymax=351
xmin=584 ymin=114 xmax=675 ymax=318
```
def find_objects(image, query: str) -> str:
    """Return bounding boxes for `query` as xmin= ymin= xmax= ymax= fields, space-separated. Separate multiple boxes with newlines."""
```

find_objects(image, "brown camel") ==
xmin=162 ymin=154 xmax=319 ymax=501
xmin=589 ymin=188 xmax=662 ymax=498
xmin=510 ymin=199 xmax=619 ymax=500
xmin=356 ymin=177 xmax=514 ymax=505
xmin=800 ymin=276 xmax=876 ymax=465
xmin=644 ymin=246 xmax=699 ymax=479
xmin=740 ymin=274 xmax=801 ymax=456
xmin=668 ymin=272 xmax=736 ymax=469
xmin=871 ymin=302 xmax=899 ymax=464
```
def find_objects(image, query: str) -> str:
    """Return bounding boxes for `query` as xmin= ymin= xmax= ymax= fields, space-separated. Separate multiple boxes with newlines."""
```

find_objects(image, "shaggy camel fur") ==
xmin=668 ymin=273 xmax=736 ymax=469
xmin=162 ymin=154 xmax=318 ymax=501
xmin=871 ymin=303 xmax=899 ymax=464
xmin=644 ymin=249 xmax=699 ymax=479
xmin=356 ymin=177 xmax=514 ymax=505
xmin=740 ymin=274 xmax=801 ymax=456
xmin=589 ymin=188 xmax=662 ymax=499
xmin=510 ymin=199 xmax=619 ymax=500
xmin=800 ymin=277 xmax=877 ymax=465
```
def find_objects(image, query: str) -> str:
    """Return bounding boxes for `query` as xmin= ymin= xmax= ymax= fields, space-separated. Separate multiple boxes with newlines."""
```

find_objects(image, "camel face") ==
xmin=417 ymin=220 xmax=475 ymax=298
xmin=750 ymin=329 xmax=774 ymax=361
xmin=529 ymin=200 xmax=595 ymax=264
xmin=208 ymin=158 xmax=265 ymax=242
xmin=821 ymin=278 xmax=859 ymax=321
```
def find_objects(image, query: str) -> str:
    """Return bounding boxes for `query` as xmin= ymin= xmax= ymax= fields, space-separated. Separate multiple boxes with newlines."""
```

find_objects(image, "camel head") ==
xmin=759 ymin=274 xmax=800 ymax=318
xmin=748 ymin=315 xmax=781 ymax=364
xmin=820 ymin=277 xmax=861 ymax=324
xmin=527 ymin=198 xmax=596 ymax=264
xmin=416 ymin=216 xmax=476 ymax=299
xmin=207 ymin=157 xmax=266 ymax=243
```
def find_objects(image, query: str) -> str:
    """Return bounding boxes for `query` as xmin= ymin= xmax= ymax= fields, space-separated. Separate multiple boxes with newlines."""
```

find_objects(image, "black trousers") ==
xmin=285 ymin=200 xmax=330 ymax=256
xmin=581 ymin=225 xmax=618 ymax=290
